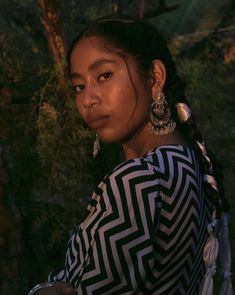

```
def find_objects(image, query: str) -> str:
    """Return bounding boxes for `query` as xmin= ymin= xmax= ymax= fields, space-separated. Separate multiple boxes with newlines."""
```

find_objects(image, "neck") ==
xmin=122 ymin=123 xmax=188 ymax=160
xmin=121 ymin=123 xmax=158 ymax=160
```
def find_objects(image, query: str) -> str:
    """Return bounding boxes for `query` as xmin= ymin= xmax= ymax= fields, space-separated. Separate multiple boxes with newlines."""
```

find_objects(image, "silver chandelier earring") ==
xmin=93 ymin=134 xmax=100 ymax=158
xmin=149 ymin=86 xmax=176 ymax=136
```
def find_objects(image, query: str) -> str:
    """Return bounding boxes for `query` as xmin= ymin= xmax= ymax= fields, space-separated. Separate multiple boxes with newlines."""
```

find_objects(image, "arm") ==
xmin=28 ymin=282 xmax=74 ymax=295
xmin=30 ymin=158 xmax=157 ymax=294
xmin=36 ymin=282 xmax=74 ymax=295
xmin=70 ymin=159 xmax=159 ymax=294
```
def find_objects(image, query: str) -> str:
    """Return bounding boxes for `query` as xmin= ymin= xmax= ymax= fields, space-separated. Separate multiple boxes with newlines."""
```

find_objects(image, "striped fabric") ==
xmin=48 ymin=145 xmax=212 ymax=295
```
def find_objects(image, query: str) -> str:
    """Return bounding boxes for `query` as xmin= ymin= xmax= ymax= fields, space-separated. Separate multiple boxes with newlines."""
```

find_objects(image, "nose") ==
xmin=80 ymin=84 xmax=101 ymax=109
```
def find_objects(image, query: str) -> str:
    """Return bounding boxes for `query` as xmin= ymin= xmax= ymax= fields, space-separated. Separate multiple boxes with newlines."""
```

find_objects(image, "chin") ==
xmin=99 ymin=136 xmax=117 ymax=144
xmin=98 ymin=131 xmax=121 ymax=144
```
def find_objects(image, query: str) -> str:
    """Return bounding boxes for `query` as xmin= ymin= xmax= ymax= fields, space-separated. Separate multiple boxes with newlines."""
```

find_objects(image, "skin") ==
xmin=70 ymin=36 xmax=186 ymax=160
xmin=37 ymin=282 xmax=74 ymax=295
xmin=37 ymin=36 xmax=187 ymax=295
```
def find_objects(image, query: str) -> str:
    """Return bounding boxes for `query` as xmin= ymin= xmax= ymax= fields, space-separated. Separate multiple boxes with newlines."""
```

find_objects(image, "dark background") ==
xmin=0 ymin=1 xmax=234 ymax=294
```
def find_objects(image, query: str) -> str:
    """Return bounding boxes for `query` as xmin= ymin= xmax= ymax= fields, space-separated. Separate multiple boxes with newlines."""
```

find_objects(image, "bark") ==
xmin=140 ymin=0 xmax=145 ymax=18
xmin=37 ymin=0 xmax=67 ymax=90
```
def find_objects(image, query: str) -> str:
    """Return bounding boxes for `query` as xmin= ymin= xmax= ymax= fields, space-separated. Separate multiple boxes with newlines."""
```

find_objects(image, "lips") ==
xmin=87 ymin=115 xmax=110 ymax=129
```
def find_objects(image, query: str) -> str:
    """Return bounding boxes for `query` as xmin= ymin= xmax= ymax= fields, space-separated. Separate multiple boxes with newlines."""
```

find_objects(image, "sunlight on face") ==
xmin=70 ymin=37 xmax=152 ymax=143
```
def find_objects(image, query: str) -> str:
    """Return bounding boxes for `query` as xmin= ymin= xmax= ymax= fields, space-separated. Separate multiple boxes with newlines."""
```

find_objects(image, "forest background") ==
xmin=0 ymin=0 xmax=235 ymax=294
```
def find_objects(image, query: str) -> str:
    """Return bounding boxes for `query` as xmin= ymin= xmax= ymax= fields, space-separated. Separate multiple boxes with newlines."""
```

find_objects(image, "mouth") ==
xmin=87 ymin=115 xmax=110 ymax=129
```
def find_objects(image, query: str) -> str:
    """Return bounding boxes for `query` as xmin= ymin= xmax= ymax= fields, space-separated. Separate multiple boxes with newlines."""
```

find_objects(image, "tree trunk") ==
xmin=37 ymin=0 xmax=67 ymax=90
xmin=140 ymin=0 xmax=145 ymax=18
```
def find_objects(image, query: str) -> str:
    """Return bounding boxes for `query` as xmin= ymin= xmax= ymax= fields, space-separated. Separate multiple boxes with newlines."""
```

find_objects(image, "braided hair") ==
xmin=67 ymin=15 xmax=229 ymax=218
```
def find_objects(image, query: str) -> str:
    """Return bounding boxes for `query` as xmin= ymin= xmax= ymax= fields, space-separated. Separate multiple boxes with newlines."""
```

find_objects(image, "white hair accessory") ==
xmin=203 ymin=174 xmax=219 ymax=192
xmin=199 ymin=218 xmax=219 ymax=295
xmin=175 ymin=103 xmax=192 ymax=123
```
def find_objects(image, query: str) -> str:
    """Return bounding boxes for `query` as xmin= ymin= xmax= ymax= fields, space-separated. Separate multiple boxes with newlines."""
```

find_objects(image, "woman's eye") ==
xmin=98 ymin=72 xmax=113 ymax=81
xmin=73 ymin=84 xmax=85 ymax=93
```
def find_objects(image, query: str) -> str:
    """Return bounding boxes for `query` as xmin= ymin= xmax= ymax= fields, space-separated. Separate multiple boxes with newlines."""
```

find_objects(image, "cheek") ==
xmin=111 ymin=81 xmax=136 ymax=109
xmin=112 ymin=90 xmax=136 ymax=121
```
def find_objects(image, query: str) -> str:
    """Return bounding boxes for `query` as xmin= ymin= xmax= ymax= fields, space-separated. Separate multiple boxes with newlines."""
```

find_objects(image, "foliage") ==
xmin=0 ymin=1 xmax=235 ymax=294
xmin=176 ymin=46 xmax=235 ymax=291
xmin=33 ymin=74 xmax=94 ymax=202
xmin=20 ymin=72 xmax=122 ymax=289
xmin=177 ymin=47 xmax=235 ymax=167
xmin=0 ymin=17 xmax=48 ymax=96
xmin=25 ymin=73 xmax=94 ymax=279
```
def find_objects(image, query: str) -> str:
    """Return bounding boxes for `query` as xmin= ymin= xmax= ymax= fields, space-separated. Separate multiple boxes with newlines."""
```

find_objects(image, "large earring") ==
xmin=93 ymin=134 xmax=100 ymax=158
xmin=149 ymin=87 xmax=176 ymax=135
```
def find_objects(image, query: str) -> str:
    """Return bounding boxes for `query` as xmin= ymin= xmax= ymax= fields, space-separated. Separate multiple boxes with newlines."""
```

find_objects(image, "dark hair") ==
xmin=68 ymin=15 xmax=228 ymax=217
xmin=68 ymin=15 xmax=186 ymax=120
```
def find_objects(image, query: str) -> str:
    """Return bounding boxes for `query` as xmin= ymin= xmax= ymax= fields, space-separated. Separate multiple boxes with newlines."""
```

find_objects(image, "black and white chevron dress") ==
xmin=48 ymin=145 xmax=212 ymax=295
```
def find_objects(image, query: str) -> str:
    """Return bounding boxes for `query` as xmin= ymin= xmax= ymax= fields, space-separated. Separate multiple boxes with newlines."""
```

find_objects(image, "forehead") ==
xmin=70 ymin=37 xmax=122 ymax=67
xmin=69 ymin=36 xmax=145 ymax=82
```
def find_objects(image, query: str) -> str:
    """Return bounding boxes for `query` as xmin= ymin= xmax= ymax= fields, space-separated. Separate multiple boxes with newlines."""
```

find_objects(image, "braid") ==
xmin=175 ymin=103 xmax=228 ymax=218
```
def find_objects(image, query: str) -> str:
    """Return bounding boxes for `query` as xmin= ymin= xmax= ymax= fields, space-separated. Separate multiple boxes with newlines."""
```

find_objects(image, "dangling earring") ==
xmin=149 ymin=86 xmax=176 ymax=135
xmin=93 ymin=134 xmax=100 ymax=158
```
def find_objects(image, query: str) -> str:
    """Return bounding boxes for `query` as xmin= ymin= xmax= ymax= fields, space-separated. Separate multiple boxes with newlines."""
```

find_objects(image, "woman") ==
xmin=29 ymin=16 xmax=232 ymax=295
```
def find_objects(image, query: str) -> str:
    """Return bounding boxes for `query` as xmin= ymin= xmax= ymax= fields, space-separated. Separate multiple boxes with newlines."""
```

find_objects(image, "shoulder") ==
xmin=150 ymin=144 xmax=197 ymax=164
xmin=95 ymin=154 xmax=161 ymax=208
xmin=103 ymin=152 xmax=159 ymax=188
xmin=93 ymin=154 xmax=161 ymax=229
xmin=148 ymin=144 xmax=200 ymax=176
xmin=101 ymin=145 xmax=198 ymax=184
xmin=94 ymin=145 xmax=200 ymax=204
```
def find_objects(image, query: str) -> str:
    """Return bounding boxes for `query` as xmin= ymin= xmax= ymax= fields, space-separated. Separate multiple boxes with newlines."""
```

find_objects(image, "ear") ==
xmin=151 ymin=59 xmax=166 ymax=90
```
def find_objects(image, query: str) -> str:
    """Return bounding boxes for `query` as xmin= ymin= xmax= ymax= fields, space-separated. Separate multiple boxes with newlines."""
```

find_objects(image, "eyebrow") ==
xmin=70 ymin=59 xmax=116 ymax=79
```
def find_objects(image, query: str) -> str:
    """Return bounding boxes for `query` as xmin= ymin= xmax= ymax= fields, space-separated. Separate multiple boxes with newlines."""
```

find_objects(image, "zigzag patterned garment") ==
xmin=48 ymin=145 xmax=212 ymax=295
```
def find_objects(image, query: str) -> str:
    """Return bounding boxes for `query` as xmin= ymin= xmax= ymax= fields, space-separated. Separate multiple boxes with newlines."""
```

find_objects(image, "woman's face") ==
xmin=70 ymin=37 xmax=152 ymax=143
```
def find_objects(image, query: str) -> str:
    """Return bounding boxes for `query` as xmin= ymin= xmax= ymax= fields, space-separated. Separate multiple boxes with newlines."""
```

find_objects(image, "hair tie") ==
xmin=175 ymin=103 xmax=191 ymax=123
xmin=203 ymin=174 xmax=219 ymax=191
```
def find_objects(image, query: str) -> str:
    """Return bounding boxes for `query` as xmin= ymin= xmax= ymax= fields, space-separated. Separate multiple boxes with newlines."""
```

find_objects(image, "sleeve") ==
xmin=64 ymin=159 xmax=161 ymax=294
xmin=44 ymin=148 xmax=207 ymax=295
xmin=47 ymin=268 xmax=66 ymax=283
